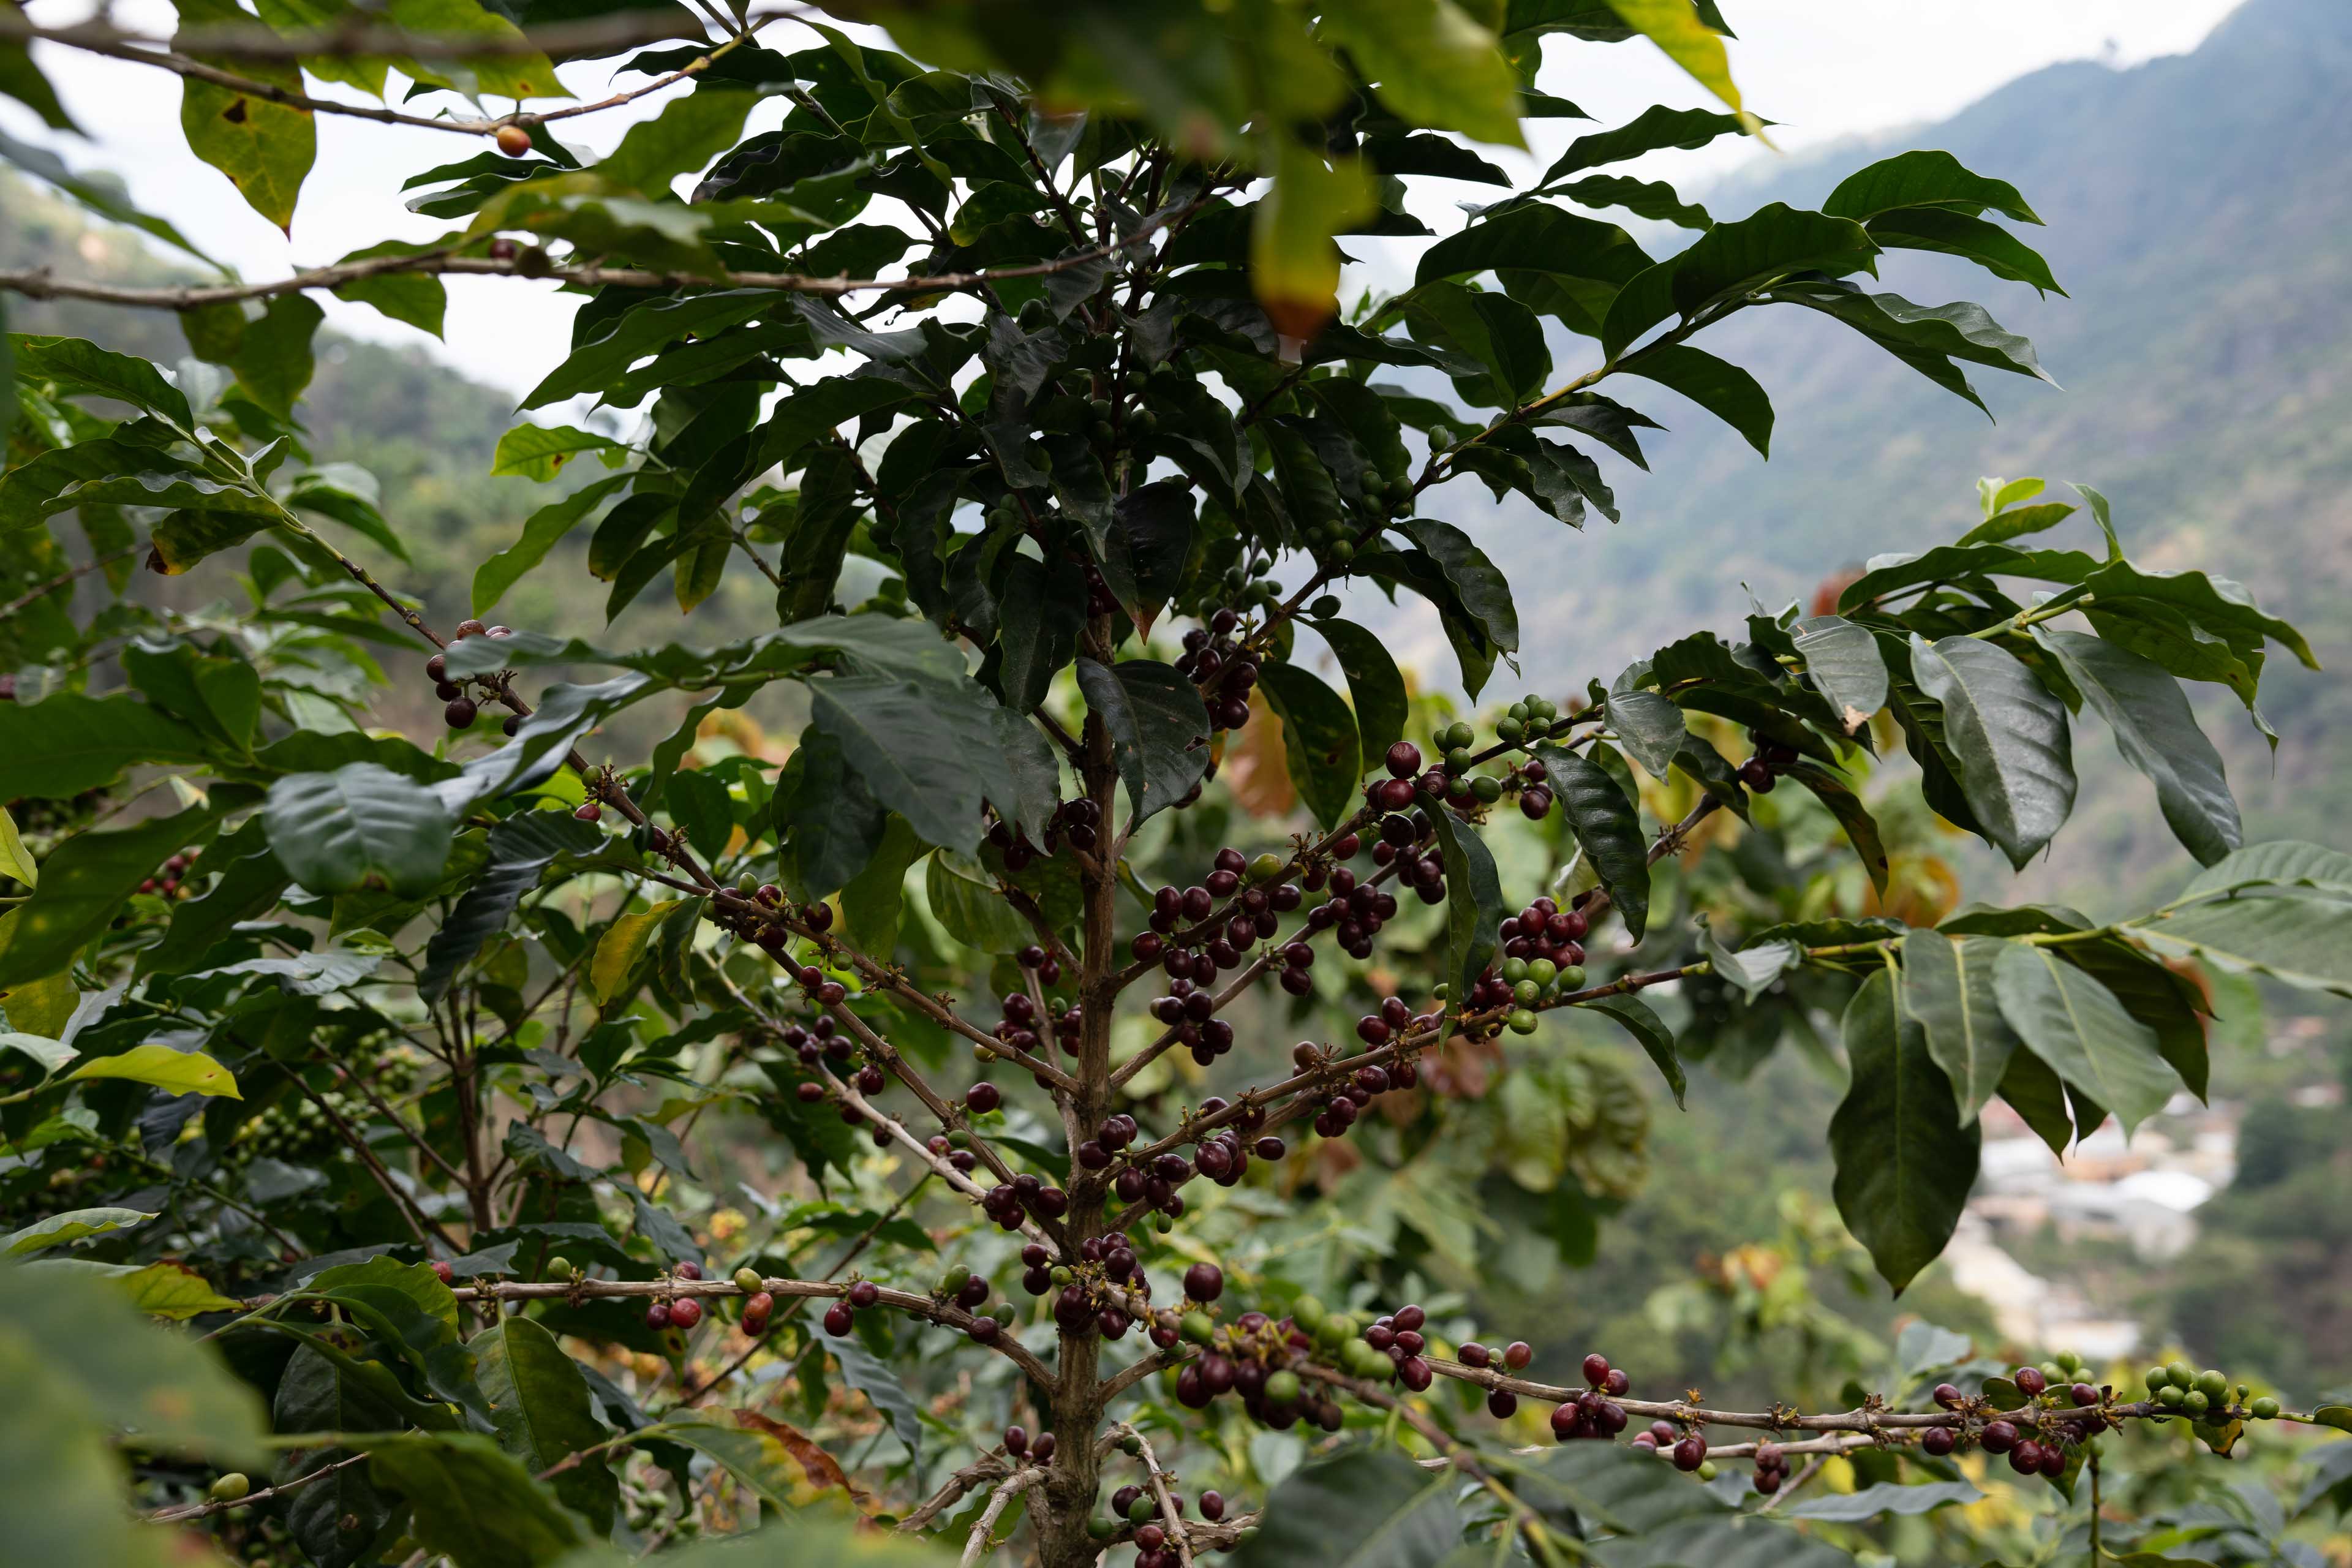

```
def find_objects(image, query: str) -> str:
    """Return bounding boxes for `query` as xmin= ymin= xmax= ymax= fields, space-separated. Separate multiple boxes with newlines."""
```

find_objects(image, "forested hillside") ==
xmin=1445 ymin=0 xmax=2352 ymax=905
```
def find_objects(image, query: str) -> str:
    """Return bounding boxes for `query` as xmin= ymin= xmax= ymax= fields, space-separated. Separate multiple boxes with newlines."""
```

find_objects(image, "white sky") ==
xmin=4 ymin=0 xmax=2250 ymax=400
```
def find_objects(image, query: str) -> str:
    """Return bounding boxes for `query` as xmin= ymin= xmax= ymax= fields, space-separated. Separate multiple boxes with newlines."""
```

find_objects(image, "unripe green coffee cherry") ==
xmin=2166 ymin=1360 xmax=2195 ymax=1388
xmin=543 ymin=1256 xmax=571 ymax=1278
xmin=2251 ymin=1396 xmax=2281 ymax=1420
xmin=1265 ymin=1370 xmax=1302 ymax=1406
xmin=209 ymin=1472 xmax=251 ymax=1502
xmin=1507 ymin=1008 xmax=1539 ymax=1035
xmin=1507 ymin=703 xmax=1529 ymax=723
xmin=1697 ymin=1461 xmax=1717 ymax=1481
xmin=1250 ymin=852 xmax=1286 ymax=881
xmin=1052 ymin=1265 xmax=1074 ymax=1286
xmin=1471 ymin=775 xmax=1502 ymax=803
xmin=2156 ymin=1385 xmax=2185 ymax=1408
xmin=2194 ymin=1369 xmax=2228 ymax=1399
xmin=1556 ymin=965 xmax=1586 ymax=991
xmin=1153 ymin=1212 xmax=1173 ymax=1233
xmin=1293 ymin=1295 xmax=1327 ymax=1331
xmin=1121 ymin=1433 xmax=1144 ymax=1457
xmin=1501 ymin=958 xmax=1529 ymax=983
xmin=1527 ymin=958 xmax=1557 ymax=987
xmin=1314 ymin=1316 xmax=1349 ymax=1350
xmin=734 ymin=1267 xmax=764 ymax=1294
xmin=941 ymin=1264 xmax=972 ymax=1295
xmin=2145 ymin=1366 xmax=2171 ymax=1392
xmin=1182 ymin=1311 xmax=1215 ymax=1345
xmin=1496 ymin=716 xmax=1525 ymax=744
xmin=1088 ymin=1517 xmax=1118 ymax=1542
xmin=1128 ymin=1493 xmax=1158 ymax=1523
xmin=1513 ymin=979 xmax=1541 ymax=1005
xmin=2181 ymin=1390 xmax=2210 ymax=1417
xmin=1445 ymin=747 xmax=1474 ymax=772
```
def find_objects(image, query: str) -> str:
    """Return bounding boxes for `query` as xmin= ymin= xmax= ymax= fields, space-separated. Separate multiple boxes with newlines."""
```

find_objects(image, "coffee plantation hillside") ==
xmin=3 ymin=4 xmax=2351 ymax=1567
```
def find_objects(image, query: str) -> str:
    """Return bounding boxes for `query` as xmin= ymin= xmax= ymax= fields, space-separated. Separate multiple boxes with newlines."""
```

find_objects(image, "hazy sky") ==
xmin=6 ymin=0 xmax=2250 ymax=399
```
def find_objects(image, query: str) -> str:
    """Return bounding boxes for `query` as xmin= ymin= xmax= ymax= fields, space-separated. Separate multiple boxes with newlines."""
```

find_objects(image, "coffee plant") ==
xmin=2 ymin=2 xmax=2349 ymax=1565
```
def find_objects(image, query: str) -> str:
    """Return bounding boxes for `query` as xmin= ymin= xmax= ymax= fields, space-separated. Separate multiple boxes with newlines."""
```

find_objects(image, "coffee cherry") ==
xmin=1503 ymin=1341 xmax=1532 ymax=1371
xmin=429 ymin=1260 xmax=454 ymax=1284
xmin=823 ymin=1302 xmax=854 ymax=1336
xmin=967 ymin=1315 xmax=1001 ymax=1343
xmin=1739 ymin=756 xmax=1776 ymax=792
xmin=669 ymin=1297 xmax=703 ymax=1330
xmin=2193 ymin=1368 xmax=2228 ymax=1399
xmin=1460 ymin=1342 xmax=1490 ymax=1368
xmin=1487 ymin=1389 xmax=1517 ymax=1418
xmin=2251 ymin=1396 xmax=2281 ymax=1420
xmin=646 ymin=1300 xmax=671 ymax=1330
xmin=1933 ymin=1382 xmax=1963 ymax=1409
xmin=1183 ymin=1263 xmax=1224 ymax=1302
xmin=1581 ymin=1352 xmax=1610 ymax=1387
xmin=2013 ymin=1366 xmax=2047 ymax=1398
xmin=1672 ymin=1435 xmax=1707 ymax=1472
xmin=2008 ymin=1439 xmax=2043 ymax=1474
xmin=208 ymin=1472 xmax=252 ymax=1502
xmin=967 ymin=1082 xmax=1001 ymax=1113
xmin=454 ymin=618 xmax=486 ymax=639
xmin=445 ymin=696 xmax=478 ymax=729
xmin=2181 ymin=1390 xmax=2210 ymax=1417
xmin=1980 ymin=1420 xmax=2018 ymax=1453
xmin=1922 ymin=1425 xmax=1955 ymax=1456
xmin=494 ymin=124 xmax=532 ymax=157
xmin=848 ymin=1280 xmax=880 ymax=1310
xmin=1385 ymin=741 xmax=1423 ymax=778
xmin=2071 ymin=1382 xmax=2100 ymax=1408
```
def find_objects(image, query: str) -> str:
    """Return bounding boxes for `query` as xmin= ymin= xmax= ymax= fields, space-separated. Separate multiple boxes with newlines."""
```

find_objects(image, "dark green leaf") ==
xmin=7 ymin=336 xmax=194 ymax=429
xmin=1096 ymin=480 xmax=1195 ymax=635
xmin=1258 ymin=663 xmax=1362 ymax=831
xmin=1907 ymin=635 xmax=2075 ymax=870
xmin=231 ymin=295 xmax=324 ymax=418
xmin=1602 ymin=203 xmax=1879 ymax=358
xmin=1541 ymin=104 xmax=1750 ymax=181
xmin=1229 ymin=1446 xmax=1461 ymax=1568
xmin=995 ymin=557 xmax=1087 ymax=715
xmin=2031 ymin=628 xmax=2239 ymax=866
xmin=0 ymin=693 xmax=213 ymax=800
xmin=1607 ymin=665 xmax=1687 ymax=777
xmin=1867 ymin=208 xmax=2061 ymax=294
xmin=1420 ymin=798 xmax=1504 ymax=1010
xmin=1534 ymin=743 xmax=1649 ymax=941
xmin=469 ymin=1316 xmax=617 ymax=1534
xmin=1555 ymin=174 xmax=1712 ymax=229
xmin=1577 ymin=993 xmax=1683 ymax=1108
xmin=2135 ymin=890 xmax=2352 ymax=1000
xmin=774 ymin=726 xmax=889 ymax=898
xmin=1787 ymin=1480 xmax=1983 ymax=1520
xmin=1309 ymin=617 xmax=1409 ymax=776
xmin=807 ymin=673 xmax=1009 ymax=851
xmin=1831 ymin=968 xmax=1979 ymax=1293
xmin=1836 ymin=542 xmax=2096 ymax=610
xmin=1623 ymin=343 xmax=1770 ymax=454
xmin=1765 ymin=278 xmax=2052 ymax=410
xmin=1992 ymin=942 xmax=2180 ymax=1135
xmin=1958 ymin=502 xmax=2077 ymax=547
xmin=265 ymin=763 xmax=458 ymax=899
xmin=476 ymin=474 xmax=631 ymax=609
xmin=1396 ymin=516 xmax=1518 ymax=654
xmin=1792 ymin=615 xmax=1887 ymax=731
xmin=1822 ymin=149 xmax=2041 ymax=224
xmin=1782 ymin=760 xmax=1891 ymax=896
xmin=2184 ymin=840 xmax=2352 ymax=901
xmin=1901 ymin=933 xmax=2018 ymax=1123
xmin=419 ymin=812 xmax=602 ymax=1004
xmin=1075 ymin=658 xmax=1211 ymax=827
xmin=366 ymin=1431 xmax=590 ymax=1568
xmin=0 ymin=807 xmax=217 ymax=990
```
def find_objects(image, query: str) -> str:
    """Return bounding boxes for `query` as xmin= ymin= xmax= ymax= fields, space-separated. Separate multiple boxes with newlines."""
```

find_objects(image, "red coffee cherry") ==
xmin=668 ymin=1297 xmax=703 ymax=1330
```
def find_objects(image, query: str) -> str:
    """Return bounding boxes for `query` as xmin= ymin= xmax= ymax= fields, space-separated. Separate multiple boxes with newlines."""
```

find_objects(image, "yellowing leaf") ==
xmin=590 ymin=902 xmax=676 ymax=1006
xmin=65 ymin=1044 xmax=241 ymax=1099
xmin=175 ymin=0 xmax=317 ymax=233
xmin=0 ymin=970 xmax=77 ymax=1039
xmin=1250 ymin=135 xmax=1376 ymax=342
xmin=1600 ymin=0 xmax=1765 ymax=139
xmin=0 ymin=805 xmax=35 ymax=889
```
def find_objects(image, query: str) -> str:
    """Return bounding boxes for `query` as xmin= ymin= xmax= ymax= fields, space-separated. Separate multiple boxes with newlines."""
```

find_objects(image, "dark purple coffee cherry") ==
xmin=848 ymin=1280 xmax=880 ymax=1310
xmin=1672 ymin=1435 xmax=1707 ymax=1472
xmin=445 ymin=696 xmax=478 ymax=729
xmin=967 ymin=1082 xmax=1001 ymax=1113
xmin=1980 ymin=1420 xmax=2018 ymax=1454
xmin=823 ymin=1302 xmax=854 ymax=1336
xmin=2013 ymin=1366 xmax=2048 ymax=1399
xmin=1922 ymin=1425 xmax=1955 ymax=1456
xmin=1503 ymin=1341 xmax=1532 ymax=1371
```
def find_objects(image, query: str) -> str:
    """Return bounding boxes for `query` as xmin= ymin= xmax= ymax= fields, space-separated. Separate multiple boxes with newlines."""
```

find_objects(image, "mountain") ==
xmin=1450 ymin=0 xmax=2352 ymax=907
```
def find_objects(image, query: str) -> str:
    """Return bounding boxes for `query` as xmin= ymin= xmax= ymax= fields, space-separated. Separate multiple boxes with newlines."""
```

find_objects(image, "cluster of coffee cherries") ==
xmin=1039 ymin=1230 xmax=1169 ymax=1341
xmin=985 ymin=795 xmax=1103 ymax=872
xmin=1748 ymin=1442 xmax=1792 ymax=1494
xmin=979 ymin=1165 xmax=1071 ymax=1229
xmin=2144 ymin=1356 xmax=2276 ymax=1421
xmin=1000 ymin=1422 xmax=1059 ymax=1466
xmin=644 ymin=1262 xmax=707 ymax=1332
xmin=1545 ymin=1352 xmax=1640 ymax=1446
xmin=727 ymin=1267 xmax=776 ymax=1338
xmin=1298 ymin=1025 xmax=1423 ymax=1141
xmin=1428 ymin=893 xmax=1597 ymax=1037
xmin=1176 ymin=609 xmax=1262 ymax=732
xmin=1139 ymin=846 xmax=1304 ymax=1024
xmin=926 ymin=1262 xmax=1003 ymax=1342
xmin=1741 ymin=737 xmax=1800 ymax=793
xmin=135 ymin=848 xmax=201 ymax=899
xmin=1172 ymin=1299 xmax=1344 ymax=1432
xmin=818 ymin=1276 xmax=892 ymax=1338
xmin=224 ymin=1090 xmax=361 ymax=1167
xmin=1090 ymin=1441 xmax=1231 ymax=1567
xmin=426 ymin=619 xmax=518 ymax=733
xmin=989 ymin=985 xmax=1065 ymax=1063
xmin=1456 ymin=1336 xmax=1536 ymax=1418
